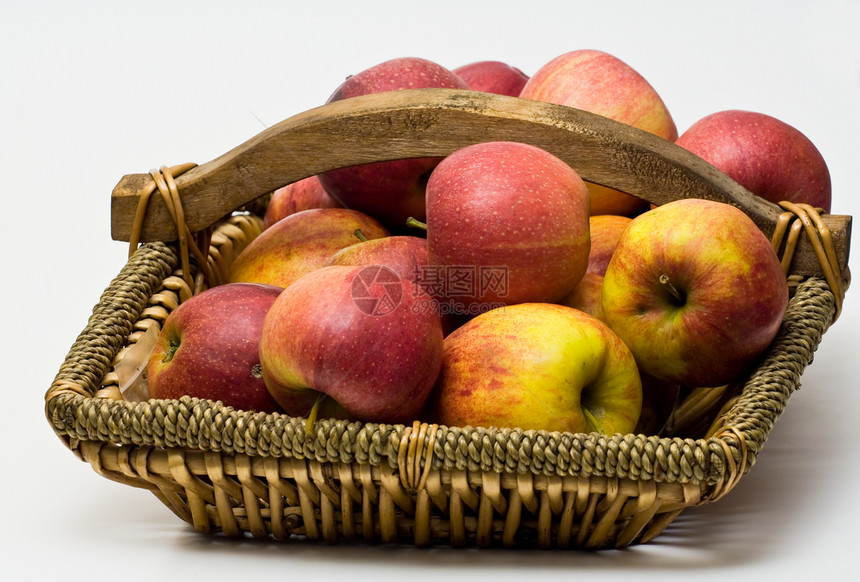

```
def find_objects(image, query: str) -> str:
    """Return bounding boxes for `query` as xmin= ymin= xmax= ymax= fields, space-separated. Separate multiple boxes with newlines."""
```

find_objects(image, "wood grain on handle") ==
xmin=111 ymin=88 xmax=850 ymax=279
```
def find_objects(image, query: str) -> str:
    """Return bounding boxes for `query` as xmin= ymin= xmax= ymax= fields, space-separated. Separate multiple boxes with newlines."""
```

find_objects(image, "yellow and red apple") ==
xmin=325 ymin=234 xmax=428 ymax=282
xmin=558 ymin=272 xmax=606 ymax=322
xmin=601 ymin=199 xmax=789 ymax=387
xmin=429 ymin=302 xmax=642 ymax=435
xmin=587 ymin=215 xmax=632 ymax=275
xmin=228 ymin=208 xmax=388 ymax=289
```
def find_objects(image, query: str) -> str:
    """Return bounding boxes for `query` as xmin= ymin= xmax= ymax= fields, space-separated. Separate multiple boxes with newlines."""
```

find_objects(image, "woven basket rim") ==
xmin=44 ymin=213 xmax=838 ymax=506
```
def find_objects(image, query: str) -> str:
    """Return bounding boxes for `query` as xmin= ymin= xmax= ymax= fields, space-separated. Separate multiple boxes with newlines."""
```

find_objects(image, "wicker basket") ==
xmin=44 ymin=89 xmax=850 ymax=549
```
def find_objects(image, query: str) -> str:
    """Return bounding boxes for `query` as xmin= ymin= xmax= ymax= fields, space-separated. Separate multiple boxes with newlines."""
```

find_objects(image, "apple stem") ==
xmin=659 ymin=274 xmax=684 ymax=304
xmin=406 ymin=216 xmax=428 ymax=231
xmin=583 ymin=408 xmax=602 ymax=434
xmin=305 ymin=393 xmax=327 ymax=440
xmin=353 ymin=228 xmax=369 ymax=242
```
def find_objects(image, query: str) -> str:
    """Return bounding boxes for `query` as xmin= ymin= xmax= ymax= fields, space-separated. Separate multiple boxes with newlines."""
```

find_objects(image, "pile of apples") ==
xmin=146 ymin=50 xmax=832 ymax=437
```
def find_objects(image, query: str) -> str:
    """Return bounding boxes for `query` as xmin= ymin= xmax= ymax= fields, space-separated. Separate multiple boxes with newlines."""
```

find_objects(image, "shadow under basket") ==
xmin=44 ymin=89 xmax=849 ymax=549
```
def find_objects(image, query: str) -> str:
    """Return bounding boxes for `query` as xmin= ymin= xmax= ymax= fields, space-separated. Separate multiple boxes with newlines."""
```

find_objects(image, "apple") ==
xmin=675 ymin=109 xmax=832 ymax=212
xmin=317 ymin=57 xmax=470 ymax=231
xmin=324 ymin=234 xmax=429 ymax=282
xmin=228 ymin=208 xmax=389 ymax=289
xmin=324 ymin=234 xmax=471 ymax=337
xmin=263 ymin=176 xmax=340 ymax=229
xmin=601 ymin=199 xmax=789 ymax=387
xmin=425 ymin=141 xmax=590 ymax=308
xmin=558 ymin=272 xmax=605 ymax=322
xmin=146 ymin=283 xmax=284 ymax=413
xmin=520 ymin=49 xmax=678 ymax=216
xmin=558 ymin=215 xmax=634 ymax=319
xmin=259 ymin=265 xmax=444 ymax=424
xmin=429 ymin=302 xmax=642 ymax=435
xmin=452 ymin=60 xmax=529 ymax=96
xmin=587 ymin=215 xmax=632 ymax=276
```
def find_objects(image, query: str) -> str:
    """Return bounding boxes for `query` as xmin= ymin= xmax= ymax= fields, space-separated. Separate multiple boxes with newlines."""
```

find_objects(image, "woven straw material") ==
xmin=44 ymin=208 xmax=837 ymax=549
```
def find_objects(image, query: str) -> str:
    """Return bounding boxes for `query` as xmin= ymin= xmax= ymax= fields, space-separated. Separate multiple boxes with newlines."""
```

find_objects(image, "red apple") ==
xmin=259 ymin=265 xmax=444 ymax=424
xmin=324 ymin=234 xmax=470 ymax=336
xmin=601 ymin=199 xmax=789 ymax=387
xmin=453 ymin=60 xmax=529 ymax=96
xmin=429 ymin=303 xmax=642 ymax=435
xmin=425 ymin=141 xmax=590 ymax=308
xmin=263 ymin=176 xmax=340 ymax=229
xmin=587 ymin=215 xmax=632 ymax=276
xmin=520 ymin=49 xmax=677 ymax=216
xmin=675 ymin=109 xmax=832 ymax=212
xmin=317 ymin=57 xmax=470 ymax=231
xmin=146 ymin=283 xmax=284 ymax=413
xmin=324 ymin=234 xmax=429 ymax=282
xmin=228 ymin=208 xmax=389 ymax=289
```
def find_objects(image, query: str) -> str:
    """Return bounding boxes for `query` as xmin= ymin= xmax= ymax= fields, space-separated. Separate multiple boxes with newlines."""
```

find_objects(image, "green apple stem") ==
xmin=405 ymin=216 xmax=428 ymax=231
xmin=583 ymin=408 xmax=602 ymax=434
xmin=659 ymin=274 xmax=685 ymax=305
xmin=305 ymin=393 xmax=328 ymax=439
xmin=353 ymin=228 xmax=369 ymax=242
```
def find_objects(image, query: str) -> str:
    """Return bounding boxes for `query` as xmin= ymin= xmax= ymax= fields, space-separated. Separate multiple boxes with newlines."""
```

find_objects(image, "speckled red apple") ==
xmin=325 ymin=234 xmax=429 ymax=282
xmin=676 ymin=109 xmax=831 ymax=212
xmin=453 ymin=60 xmax=529 ymax=96
xmin=259 ymin=265 xmax=444 ymax=424
xmin=425 ymin=141 xmax=590 ymax=308
xmin=147 ymin=283 xmax=284 ymax=413
xmin=318 ymin=57 xmax=470 ymax=231
xmin=263 ymin=176 xmax=340 ymax=229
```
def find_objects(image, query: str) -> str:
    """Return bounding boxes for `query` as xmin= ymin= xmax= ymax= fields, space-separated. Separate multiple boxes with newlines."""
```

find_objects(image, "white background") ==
xmin=3 ymin=0 xmax=859 ymax=580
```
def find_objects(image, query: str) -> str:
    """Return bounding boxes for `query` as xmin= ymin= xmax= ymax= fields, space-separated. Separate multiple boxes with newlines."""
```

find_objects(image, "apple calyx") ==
xmin=406 ymin=216 xmax=428 ymax=231
xmin=658 ymin=274 xmax=686 ymax=306
xmin=162 ymin=336 xmax=180 ymax=364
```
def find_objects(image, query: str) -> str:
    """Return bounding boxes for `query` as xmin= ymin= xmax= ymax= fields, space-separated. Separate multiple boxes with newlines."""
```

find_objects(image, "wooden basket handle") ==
xmin=111 ymin=88 xmax=850 ymax=280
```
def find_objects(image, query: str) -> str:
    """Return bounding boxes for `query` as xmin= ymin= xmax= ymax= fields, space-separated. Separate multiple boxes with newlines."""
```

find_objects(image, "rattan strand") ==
xmin=129 ymin=164 xmax=218 ymax=293
xmin=772 ymin=202 xmax=847 ymax=321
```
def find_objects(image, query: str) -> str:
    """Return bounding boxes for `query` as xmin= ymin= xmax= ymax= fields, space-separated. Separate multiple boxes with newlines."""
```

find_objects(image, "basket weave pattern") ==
xmin=45 ymin=206 xmax=837 ymax=548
